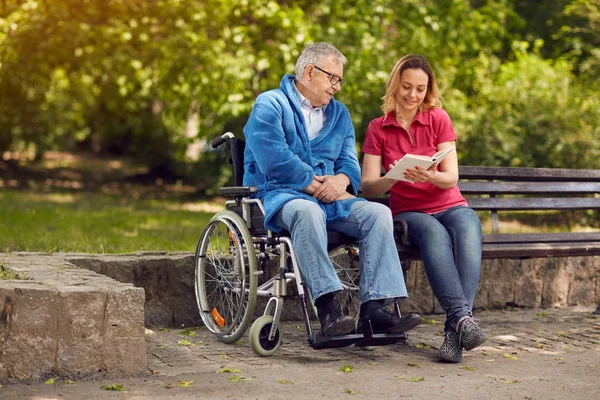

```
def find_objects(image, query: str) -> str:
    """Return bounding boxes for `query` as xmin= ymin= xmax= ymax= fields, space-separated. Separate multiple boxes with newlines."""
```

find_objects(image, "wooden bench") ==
xmin=366 ymin=166 xmax=600 ymax=314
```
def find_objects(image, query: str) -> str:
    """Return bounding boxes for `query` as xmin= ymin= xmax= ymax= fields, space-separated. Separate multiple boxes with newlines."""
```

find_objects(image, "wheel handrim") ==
xmin=196 ymin=216 xmax=250 ymax=337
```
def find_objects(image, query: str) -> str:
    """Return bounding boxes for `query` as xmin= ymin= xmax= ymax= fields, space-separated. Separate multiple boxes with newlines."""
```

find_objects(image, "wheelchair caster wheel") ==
xmin=249 ymin=315 xmax=282 ymax=357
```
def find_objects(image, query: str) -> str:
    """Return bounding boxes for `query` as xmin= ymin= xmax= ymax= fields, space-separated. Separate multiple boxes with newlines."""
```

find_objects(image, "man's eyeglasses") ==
xmin=313 ymin=65 xmax=345 ymax=86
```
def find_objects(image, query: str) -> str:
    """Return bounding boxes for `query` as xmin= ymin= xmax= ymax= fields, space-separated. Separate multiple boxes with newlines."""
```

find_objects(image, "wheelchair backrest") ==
xmin=229 ymin=138 xmax=246 ymax=187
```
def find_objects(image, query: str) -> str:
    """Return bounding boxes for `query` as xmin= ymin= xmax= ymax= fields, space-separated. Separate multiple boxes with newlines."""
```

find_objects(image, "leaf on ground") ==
xmin=459 ymin=366 xmax=477 ymax=371
xmin=151 ymin=370 xmax=160 ymax=375
xmin=485 ymin=359 xmax=495 ymax=362
xmin=101 ymin=384 xmax=124 ymax=391
xmin=537 ymin=344 xmax=545 ymax=349
xmin=234 ymin=340 xmax=245 ymax=345
xmin=179 ymin=329 xmax=197 ymax=336
xmin=480 ymin=351 xmax=489 ymax=356
xmin=505 ymin=379 xmax=520 ymax=384
xmin=427 ymin=318 xmax=436 ymax=325
xmin=339 ymin=365 xmax=353 ymax=373
xmin=395 ymin=376 xmax=406 ymax=380
xmin=158 ymin=327 xmax=170 ymax=332
xmin=44 ymin=378 xmax=56 ymax=385
xmin=177 ymin=339 xmax=194 ymax=346
xmin=535 ymin=312 xmax=548 ymax=317
xmin=229 ymin=375 xmax=252 ymax=382
xmin=346 ymin=388 xmax=356 ymax=395
xmin=407 ymin=363 xmax=419 ymax=367
xmin=408 ymin=376 xmax=424 ymax=382
xmin=177 ymin=380 xmax=193 ymax=388
xmin=415 ymin=343 xmax=430 ymax=349
xmin=219 ymin=353 xmax=231 ymax=359
xmin=555 ymin=357 xmax=564 ymax=361
xmin=144 ymin=328 xmax=157 ymax=336
xmin=63 ymin=379 xmax=76 ymax=384
xmin=278 ymin=379 xmax=293 ymax=384
xmin=369 ymin=362 xmax=377 ymax=366
xmin=217 ymin=367 xmax=242 ymax=373
xmin=503 ymin=353 xmax=518 ymax=361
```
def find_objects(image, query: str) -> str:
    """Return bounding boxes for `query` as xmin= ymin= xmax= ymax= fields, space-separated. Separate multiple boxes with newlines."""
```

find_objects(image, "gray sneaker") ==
xmin=437 ymin=330 xmax=462 ymax=363
xmin=457 ymin=317 xmax=487 ymax=351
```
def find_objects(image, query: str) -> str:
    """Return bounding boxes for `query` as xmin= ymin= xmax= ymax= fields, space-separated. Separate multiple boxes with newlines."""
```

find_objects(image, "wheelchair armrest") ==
xmin=218 ymin=186 xmax=259 ymax=197
xmin=393 ymin=218 xmax=411 ymax=247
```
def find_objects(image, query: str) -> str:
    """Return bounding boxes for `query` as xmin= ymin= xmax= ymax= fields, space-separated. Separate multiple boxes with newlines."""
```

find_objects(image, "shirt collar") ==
xmin=293 ymin=80 xmax=327 ymax=112
xmin=382 ymin=108 xmax=430 ymax=127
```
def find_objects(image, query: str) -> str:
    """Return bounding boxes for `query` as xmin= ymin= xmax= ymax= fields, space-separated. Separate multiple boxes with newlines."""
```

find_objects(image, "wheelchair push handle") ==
xmin=211 ymin=132 xmax=235 ymax=149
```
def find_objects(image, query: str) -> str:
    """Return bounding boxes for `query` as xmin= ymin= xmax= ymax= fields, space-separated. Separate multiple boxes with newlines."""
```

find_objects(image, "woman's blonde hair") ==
xmin=381 ymin=54 xmax=442 ymax=115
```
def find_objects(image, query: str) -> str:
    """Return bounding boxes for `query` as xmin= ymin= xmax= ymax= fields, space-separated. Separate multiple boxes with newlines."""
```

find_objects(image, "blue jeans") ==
xmin=395 ymin=206 xmax=482 ymax=331
xmin=273 ymin=199 xmax=408 ymax=304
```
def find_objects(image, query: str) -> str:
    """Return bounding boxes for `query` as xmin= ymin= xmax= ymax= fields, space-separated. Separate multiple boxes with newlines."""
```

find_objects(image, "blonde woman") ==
xmin=361 ymin=54 xmax=486 ymax=362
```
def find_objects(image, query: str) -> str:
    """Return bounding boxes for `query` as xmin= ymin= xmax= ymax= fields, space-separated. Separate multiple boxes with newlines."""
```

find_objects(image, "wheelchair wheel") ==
xmin=195 ymin=210 xmax=258 ymax=344
xmin=249 ymin=315 xmax=282 ymax=357
xmin=329 ymin=245 xmax=361 ymax=318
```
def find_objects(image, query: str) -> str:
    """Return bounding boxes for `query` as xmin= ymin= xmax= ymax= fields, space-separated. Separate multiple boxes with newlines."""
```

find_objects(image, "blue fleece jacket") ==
xmin=243 ymin=74 xmax=365 ymax=232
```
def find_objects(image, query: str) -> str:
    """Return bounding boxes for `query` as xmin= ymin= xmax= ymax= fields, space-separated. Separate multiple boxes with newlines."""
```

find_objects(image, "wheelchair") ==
xmin=194 ymin=132 xmax=409 ymax=356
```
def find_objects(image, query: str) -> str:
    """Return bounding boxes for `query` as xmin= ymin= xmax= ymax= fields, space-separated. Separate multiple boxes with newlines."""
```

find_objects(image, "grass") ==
xmin=0 ymin=262 xmax=25 ymax=279
xmin=0 ymin=190 xmax=221 ymax=253
xmin=1 ymin=151 xmax=224 ymax=253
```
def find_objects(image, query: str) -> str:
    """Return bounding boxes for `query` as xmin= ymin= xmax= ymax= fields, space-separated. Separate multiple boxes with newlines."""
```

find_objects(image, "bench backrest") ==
xmin=458 ymin=166 xmax=600 ymax=234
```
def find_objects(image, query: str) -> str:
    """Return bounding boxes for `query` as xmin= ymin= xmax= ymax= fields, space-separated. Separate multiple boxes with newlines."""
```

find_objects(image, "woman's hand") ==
xmin=403 ymin=164 xmax=437 ymax=183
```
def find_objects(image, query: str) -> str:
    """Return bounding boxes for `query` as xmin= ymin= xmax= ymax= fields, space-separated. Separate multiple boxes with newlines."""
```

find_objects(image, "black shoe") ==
xmin=357 ymin=307 xmax=422 ymax=334
xmin=320 ymin=311 xmax=356 ymax=336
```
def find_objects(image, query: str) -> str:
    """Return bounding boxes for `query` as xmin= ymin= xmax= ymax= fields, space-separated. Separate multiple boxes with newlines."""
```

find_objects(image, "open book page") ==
xmin=383 ymin=146 xmax=455 ymax=182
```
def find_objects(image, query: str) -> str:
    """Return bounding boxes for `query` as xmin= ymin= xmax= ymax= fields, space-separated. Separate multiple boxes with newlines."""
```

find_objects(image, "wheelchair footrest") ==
xmin=308 ymin=332 xmax=362 ymax=350
xmin=354 ymin=332 xmax=407 ymax=347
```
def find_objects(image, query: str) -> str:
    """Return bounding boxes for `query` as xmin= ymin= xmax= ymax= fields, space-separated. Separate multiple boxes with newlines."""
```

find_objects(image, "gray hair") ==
xmin=295 ymin=42 xmax=347 ymax=79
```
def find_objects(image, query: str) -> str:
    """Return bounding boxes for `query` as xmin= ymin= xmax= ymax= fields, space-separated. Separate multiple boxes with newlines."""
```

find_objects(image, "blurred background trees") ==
xmin=2 ymin=0 xmax=600 ymax=193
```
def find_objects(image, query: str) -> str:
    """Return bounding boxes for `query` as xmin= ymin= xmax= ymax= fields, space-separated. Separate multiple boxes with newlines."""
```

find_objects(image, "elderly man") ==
xmin=243 ymin=42 xmax=421 ymax=336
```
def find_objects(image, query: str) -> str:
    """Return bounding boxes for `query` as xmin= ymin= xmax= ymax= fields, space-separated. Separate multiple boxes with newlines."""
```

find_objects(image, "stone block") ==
xmin=55 ymin=286 xmax=106 ymax=375
xmin=102 ymin=338 xmax=147 ymax=374
xmin=103 ymin=286 xmax=145 ymax=339
xmin=0 ymin=282 xmax=58 ymax=381
xmin=566 ymin=257 xmax=600 ymax=305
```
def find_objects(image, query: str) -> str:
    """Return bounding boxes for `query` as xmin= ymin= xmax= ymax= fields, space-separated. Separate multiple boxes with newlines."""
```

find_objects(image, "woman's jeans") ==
xmin=273 ymin=199 xmax=408 ymax=305
xmin=395 ymin=206 xmax=482 ymax=331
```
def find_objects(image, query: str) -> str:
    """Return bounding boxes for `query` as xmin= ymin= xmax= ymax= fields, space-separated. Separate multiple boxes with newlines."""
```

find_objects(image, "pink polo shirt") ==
xmin=361 ymin=108 xmax=467 ymax=216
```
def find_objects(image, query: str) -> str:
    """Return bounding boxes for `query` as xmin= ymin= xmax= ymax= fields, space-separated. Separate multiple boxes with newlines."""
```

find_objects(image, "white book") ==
xmin=383 ymin=146 xmax=455 ymax=182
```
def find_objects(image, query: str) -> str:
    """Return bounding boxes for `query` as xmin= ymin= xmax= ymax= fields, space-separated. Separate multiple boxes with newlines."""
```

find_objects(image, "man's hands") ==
xmin=303 ymin=174 xmax=354 ymax=203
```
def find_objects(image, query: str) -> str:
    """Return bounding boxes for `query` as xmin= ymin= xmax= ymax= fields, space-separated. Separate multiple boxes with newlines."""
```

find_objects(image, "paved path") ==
xmin=1 ymin=306 xmax=599 ymax=399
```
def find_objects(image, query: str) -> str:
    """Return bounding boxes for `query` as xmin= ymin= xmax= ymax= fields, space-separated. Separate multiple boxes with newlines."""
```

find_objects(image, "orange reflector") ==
xmin=212 ymin=308 xmax=225 ymax=327
xmin=228 ymin=230 xmax=238 ymax=247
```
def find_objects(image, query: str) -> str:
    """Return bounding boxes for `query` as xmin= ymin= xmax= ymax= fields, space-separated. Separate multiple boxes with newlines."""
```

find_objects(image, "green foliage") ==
xmin=461 ymin=50 xmax=600 ymax=168
xmin=1 ymin=0 xmax=600 ymax=189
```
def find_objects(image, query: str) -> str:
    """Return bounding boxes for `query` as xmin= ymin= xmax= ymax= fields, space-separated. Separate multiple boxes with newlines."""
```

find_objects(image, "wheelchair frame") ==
xmin=194 ymin=132 xmax=408 ymax=356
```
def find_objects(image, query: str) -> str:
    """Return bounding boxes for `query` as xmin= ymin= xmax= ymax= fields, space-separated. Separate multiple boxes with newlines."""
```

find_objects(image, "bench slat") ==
xmin=481 ymin=242 xmax=600 ymax=259
xmin=466 ymin=197 xmax=600 ymax=210
xmin=459 ymin=166 xmax=600 ymax=182
xmin=459 ymin=181 xmax=600 ymax=195
xmin=483 ymin=232 xmax=600 ymax=244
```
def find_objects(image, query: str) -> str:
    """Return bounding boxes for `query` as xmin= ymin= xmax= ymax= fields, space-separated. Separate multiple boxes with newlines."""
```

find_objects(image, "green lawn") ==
xmin=0 ymin=189 xmax=221 ymax=253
